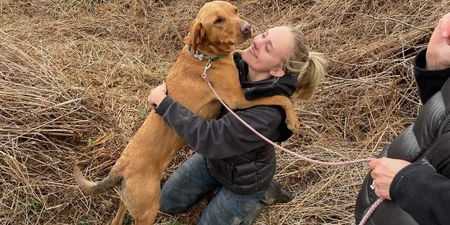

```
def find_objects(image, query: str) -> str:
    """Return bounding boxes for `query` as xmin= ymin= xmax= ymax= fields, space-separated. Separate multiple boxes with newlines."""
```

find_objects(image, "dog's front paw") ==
xmin=286 ymin=114 xmax=300 ymax=132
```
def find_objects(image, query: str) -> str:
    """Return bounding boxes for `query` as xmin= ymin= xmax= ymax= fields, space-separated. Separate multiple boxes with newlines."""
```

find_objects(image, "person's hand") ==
xmin=426 ymin=13 xmax=450 ymax=70
xmin=147 ymin=82 xmax=167 ymax=107
xmin=369 ymin=158 xmax=411 ymax=200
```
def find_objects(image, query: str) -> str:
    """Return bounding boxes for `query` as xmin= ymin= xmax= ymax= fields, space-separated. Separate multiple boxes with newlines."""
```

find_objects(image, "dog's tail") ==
xmin=73 ymin=165 xmax=123 ymax=195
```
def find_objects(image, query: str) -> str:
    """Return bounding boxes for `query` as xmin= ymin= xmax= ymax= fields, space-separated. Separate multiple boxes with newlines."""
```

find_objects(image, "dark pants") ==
xmin=160 ymin=153 xmax=265 ymax=225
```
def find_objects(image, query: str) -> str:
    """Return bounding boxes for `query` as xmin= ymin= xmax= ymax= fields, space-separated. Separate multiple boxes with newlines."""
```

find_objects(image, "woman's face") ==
xmin=241 ymin=26 xmax=295 ymax=77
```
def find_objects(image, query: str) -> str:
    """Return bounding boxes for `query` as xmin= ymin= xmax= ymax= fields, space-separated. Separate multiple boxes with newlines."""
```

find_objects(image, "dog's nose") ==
xmin=241 ymin=22 xmax=252 ymax=37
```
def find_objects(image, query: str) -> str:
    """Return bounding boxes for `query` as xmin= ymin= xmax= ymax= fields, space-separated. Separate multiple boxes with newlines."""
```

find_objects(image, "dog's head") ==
xmin=184 ymin=1 xmax=251 ymax=55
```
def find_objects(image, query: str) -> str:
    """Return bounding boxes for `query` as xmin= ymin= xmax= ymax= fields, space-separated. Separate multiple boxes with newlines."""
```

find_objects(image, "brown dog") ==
xmin=74 ymin=1 xmax=301 ymax=224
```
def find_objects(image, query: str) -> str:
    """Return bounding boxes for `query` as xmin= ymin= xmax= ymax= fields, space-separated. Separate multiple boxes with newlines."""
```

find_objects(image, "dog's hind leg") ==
xmin=111 ymin=201 xmax=126 ymax=225
xmin=134 ymin=213 xmax=158 ymax=225
xmin=122 ymin=175 xmax=162 ymax=225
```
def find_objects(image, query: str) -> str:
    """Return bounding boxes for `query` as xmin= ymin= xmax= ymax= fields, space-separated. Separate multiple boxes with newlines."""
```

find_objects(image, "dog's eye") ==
xmin=214 ymin=17 xmax=224 ymax=25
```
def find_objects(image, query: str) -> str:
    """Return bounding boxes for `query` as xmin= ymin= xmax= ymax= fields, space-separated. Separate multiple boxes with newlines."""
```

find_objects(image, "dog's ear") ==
xmin=184 ymin=20 xmax=204 ymax=50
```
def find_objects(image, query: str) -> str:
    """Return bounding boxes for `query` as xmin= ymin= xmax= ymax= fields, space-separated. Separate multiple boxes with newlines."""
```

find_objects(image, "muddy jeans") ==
xmin=160 ymin=153 xmax=265 ymax=225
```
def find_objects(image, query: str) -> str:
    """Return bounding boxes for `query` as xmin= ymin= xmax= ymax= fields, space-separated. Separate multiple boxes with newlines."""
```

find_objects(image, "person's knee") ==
xmin=159 ymin=204 xmax=182 ymax=214
xmin=160 ymin=196 xmax=187 ymax=214
xmin=240 ymin=202 xmax=264 ymax=225
xmin=198 ymin=188 xmax=265 ymax=225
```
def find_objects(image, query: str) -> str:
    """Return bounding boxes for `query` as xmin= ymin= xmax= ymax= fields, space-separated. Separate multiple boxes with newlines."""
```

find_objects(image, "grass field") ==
xmin=1 ymin=0 xmax=448 ymax=224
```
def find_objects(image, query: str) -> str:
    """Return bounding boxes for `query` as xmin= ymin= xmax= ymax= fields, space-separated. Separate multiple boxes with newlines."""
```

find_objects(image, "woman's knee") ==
xmin=198 ymin=188 xmax=265 ymax=225
xmin=159 ymin=198 xmax=186 ymax=214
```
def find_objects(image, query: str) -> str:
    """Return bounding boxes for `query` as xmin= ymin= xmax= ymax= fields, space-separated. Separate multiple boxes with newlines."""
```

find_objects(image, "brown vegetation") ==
xmin=1 ymin=0 xmax=448 ymax=224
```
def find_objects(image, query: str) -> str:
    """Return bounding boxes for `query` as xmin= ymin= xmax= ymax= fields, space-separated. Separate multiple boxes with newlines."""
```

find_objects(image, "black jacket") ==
xmin=155 ymin=53 xmax=295 ymax=195
xmin=355 ymin=49 xmax=450 ymax=225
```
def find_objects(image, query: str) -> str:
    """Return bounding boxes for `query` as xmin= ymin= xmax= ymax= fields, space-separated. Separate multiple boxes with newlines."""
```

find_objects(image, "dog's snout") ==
xmin=240 ymin=22 xmax=252 ymax=37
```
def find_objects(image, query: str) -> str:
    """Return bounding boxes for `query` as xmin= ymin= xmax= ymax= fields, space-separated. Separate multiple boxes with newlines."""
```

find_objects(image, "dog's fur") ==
xmin=74 ymin=1 xmax=304 ymax=224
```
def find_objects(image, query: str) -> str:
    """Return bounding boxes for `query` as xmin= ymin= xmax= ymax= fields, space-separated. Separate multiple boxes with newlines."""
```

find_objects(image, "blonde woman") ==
xmin=148 ymin=26 xmax=327 ymax=225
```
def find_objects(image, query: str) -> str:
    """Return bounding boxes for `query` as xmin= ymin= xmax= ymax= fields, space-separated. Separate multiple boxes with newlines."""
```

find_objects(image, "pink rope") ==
xmin=202 ymin=72 xmax=381 ymax=225
xmin=204 ymin=78 xmax=374 ymax=165
xmin=358 ymin=198 xmax=384 ymax=225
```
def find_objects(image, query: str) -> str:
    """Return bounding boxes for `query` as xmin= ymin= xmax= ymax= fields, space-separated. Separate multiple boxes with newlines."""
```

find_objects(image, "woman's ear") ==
xmin=270 ymin=67 xmax=285 ymax=77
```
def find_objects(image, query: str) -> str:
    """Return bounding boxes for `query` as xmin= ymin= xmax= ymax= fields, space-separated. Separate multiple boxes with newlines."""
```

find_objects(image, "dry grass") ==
xmin=1 ymin=0 xmax=448 ymax=224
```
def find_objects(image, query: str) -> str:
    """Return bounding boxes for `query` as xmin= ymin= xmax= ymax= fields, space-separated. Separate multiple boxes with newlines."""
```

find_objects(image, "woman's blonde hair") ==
xmin=283 ymin=26 xmax=327 ymax=100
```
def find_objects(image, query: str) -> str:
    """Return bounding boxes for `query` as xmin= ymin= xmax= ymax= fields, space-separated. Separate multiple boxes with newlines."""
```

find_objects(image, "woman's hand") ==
xmin=147 ymin=82 xmax=167 ymax=107
xmin=426 ymin=13 xmax=450 ymax=70
xmin=369 ymin=158 xmax=411 ymax=200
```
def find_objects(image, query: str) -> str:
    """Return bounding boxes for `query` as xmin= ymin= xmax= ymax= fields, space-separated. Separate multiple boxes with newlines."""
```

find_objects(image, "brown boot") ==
xmin=261 ymin=179 xmax=293 ymax=205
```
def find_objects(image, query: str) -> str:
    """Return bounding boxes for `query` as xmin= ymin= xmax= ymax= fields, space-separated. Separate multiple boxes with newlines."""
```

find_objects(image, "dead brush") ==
xmin=1 ymin=0 xmax=449 ymax=224
xmin=0 ymin=31 xmax=112 ymax=224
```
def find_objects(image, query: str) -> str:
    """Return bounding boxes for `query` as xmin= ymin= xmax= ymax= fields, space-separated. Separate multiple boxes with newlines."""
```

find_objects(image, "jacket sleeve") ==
xmin=390 ymin=159 xmax=450 ymax=225
xmin=414 ymin=48 xmax=450 ymax=104
xmin=155 ymin=96 xmax=283 ymax=159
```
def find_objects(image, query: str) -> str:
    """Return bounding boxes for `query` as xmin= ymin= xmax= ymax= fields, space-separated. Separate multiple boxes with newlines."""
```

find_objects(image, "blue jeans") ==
xmin=160 ymin=153 xmax=265 ymax=225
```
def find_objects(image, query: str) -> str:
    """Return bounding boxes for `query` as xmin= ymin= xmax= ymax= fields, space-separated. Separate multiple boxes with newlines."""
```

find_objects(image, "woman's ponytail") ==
xmin=294 ymin=51 xmax=327 ymax=100
xmin=283 ymin=26 xmax=327 ymax=100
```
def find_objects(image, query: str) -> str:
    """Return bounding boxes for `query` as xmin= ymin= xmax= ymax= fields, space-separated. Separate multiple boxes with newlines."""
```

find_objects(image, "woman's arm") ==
xmin=389 ymin=159 xmax=450 ymax=225
xmin=414 ymin=13 xmax=450 ymax=104
xmin=414 ymin=49 xmax=450 ymax=104
xmin=369 ymin=157 xmax=450 ymax=224
xmin=154 ymin=96 xmax=283 ymax=159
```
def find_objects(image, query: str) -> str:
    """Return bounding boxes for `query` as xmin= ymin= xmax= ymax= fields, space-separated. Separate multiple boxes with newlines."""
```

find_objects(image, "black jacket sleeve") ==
xmin=387 ymin=49 xmax=450 ymax=225
xmin=414 ymin=49 xmax=450 ymax=104
xmin=390 ymin=159 xmax=450 ymax=225
xmin=155 ymin=96 xmax=283 ymax=159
